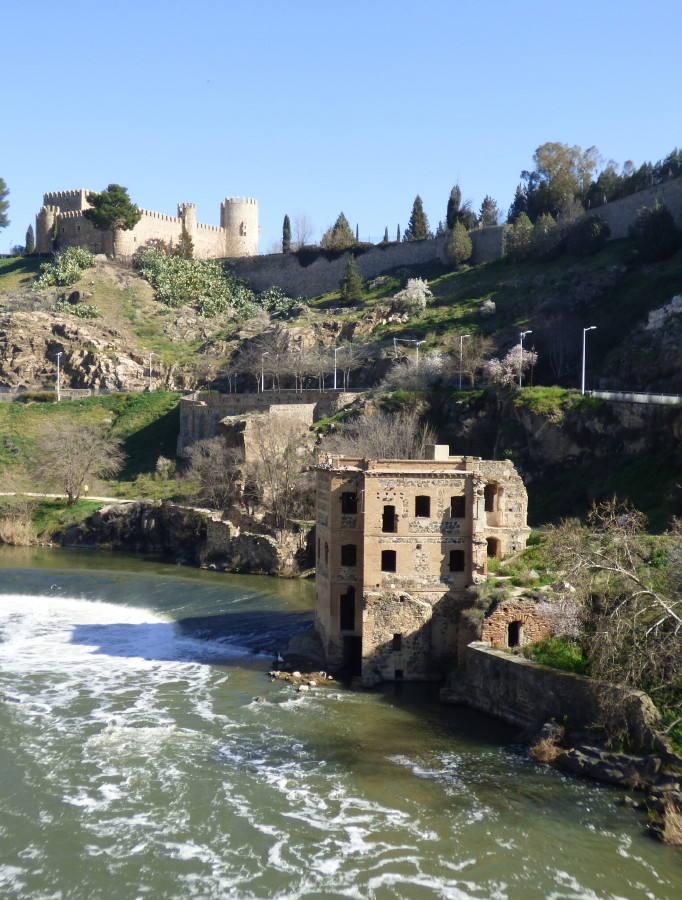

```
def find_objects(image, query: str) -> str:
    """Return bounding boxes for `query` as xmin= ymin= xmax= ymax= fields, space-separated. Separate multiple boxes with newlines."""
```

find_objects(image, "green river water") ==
xmin=0 ymin=547 xmax=679 ymax=899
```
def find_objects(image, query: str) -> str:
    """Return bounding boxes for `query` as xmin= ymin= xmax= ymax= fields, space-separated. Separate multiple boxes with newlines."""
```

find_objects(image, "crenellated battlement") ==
xmin=36 ymin=188 xmax=259 ymax=258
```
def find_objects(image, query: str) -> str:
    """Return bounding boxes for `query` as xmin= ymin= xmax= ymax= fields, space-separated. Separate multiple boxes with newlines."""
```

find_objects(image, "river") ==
xmin=0 ymin=547 xmax=679 ymax=899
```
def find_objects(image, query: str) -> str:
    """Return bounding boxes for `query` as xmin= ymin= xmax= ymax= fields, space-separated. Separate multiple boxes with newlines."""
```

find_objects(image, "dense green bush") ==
xmin=523 ymin=637 xmax=589 ymax=674
xmin=530 ymin=213 xmax=563 ymax=260
xmin=53 ymin=299 xmax=101 ymax=319
xmin=256 ymin=286 xmax=305 ymax=317
xmin=565 ymin=215 xmax=611 ymax=256
xmin=134 ymin=248 xmax=257 ymax=317
xmin=34 ymin=247 xmax=95 ymax=288
xmin=630 ymin=201 xmax=680 ymax=261
xmin=444 ymin=221 xmax=472 ymax=265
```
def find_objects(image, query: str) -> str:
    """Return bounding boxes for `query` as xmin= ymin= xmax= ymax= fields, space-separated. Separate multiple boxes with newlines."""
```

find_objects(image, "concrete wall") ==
xmin=442 ymin=643 xmax=661 ymax=751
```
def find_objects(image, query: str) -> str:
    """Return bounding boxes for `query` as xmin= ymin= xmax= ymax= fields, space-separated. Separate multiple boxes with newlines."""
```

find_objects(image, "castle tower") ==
xmin=36 ymin=205 xmax=59 ymax=254
xmin=220 ymin=197 xmax=259 ymax=257
xmin=178 ymin=202 xmax=197 ymax=239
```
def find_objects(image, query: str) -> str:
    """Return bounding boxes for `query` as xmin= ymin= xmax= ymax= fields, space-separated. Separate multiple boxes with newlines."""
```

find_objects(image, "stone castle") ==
xmin=314 ymin=445 xmax=532 ymax=685
xmin=35 ymin=189 xmax=259 ymax=259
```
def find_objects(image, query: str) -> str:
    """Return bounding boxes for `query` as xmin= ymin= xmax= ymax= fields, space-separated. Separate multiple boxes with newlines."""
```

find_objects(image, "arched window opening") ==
xmin=507 ymin=620 xmax=522 ymax=648
xmin=486 ymin=537 xmax=500 ymax=558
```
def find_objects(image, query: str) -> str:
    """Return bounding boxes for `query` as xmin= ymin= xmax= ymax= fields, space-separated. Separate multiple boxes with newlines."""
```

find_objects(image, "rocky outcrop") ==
xmin=59 ymin=500 xmax=313 ymax=577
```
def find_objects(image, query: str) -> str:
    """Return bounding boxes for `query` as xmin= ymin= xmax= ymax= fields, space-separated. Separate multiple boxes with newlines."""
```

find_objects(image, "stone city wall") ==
xmin=441 ymin=643 xmax=661 ymax=752
xmin=586 ymin=175 xmax=682 ymax=239
xmin=231 ymin=227 xmax=505 ymax=297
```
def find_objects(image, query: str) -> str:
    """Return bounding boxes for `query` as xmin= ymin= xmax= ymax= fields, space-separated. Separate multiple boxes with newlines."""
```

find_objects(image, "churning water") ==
xmin=0 ymin=548 xmax=679 ymax=899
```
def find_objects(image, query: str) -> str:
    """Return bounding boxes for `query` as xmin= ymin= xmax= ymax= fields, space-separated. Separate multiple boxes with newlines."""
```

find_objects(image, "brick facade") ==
xmin=314 ymin=445 xmax=531 ymax=685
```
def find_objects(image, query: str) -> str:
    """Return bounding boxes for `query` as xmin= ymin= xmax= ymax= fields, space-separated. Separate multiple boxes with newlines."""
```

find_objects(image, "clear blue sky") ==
xmin=3 ymin=0 xmax=680 ymax=253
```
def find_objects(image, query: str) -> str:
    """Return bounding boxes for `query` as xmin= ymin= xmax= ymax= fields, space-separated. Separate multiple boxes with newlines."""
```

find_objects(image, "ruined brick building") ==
xmin=35 ymin=189 xmax=259 ymax=259
xmin=314 ymin=445 xmax=531 ymax=684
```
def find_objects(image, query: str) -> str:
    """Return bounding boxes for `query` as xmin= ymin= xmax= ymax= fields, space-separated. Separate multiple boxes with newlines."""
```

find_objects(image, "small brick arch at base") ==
xmin=481 ymin=600 xmax=552 ymax=649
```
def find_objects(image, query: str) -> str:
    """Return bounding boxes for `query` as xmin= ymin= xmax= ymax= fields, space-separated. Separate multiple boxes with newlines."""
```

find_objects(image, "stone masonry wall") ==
xmin=480 ymin=599 xmax=551 ymax=648
xmin=586 ymin=175 xmax=682 ymax=239
xmin=441 ymin=643 xmax=662 ymax=752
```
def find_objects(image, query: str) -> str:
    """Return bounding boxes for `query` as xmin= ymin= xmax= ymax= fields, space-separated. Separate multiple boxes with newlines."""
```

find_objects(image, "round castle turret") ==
xmin=36 ymin=205 xmax=59 ymax=254
xmin=220 ymin=197 xmax=259 ymax=257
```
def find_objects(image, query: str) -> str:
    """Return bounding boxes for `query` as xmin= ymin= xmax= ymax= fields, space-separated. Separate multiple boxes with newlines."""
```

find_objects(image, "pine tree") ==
xmin=396 ymin=224 xmax=401 ymax=242
xmin=25 ymin=224 xmax=35 ymax=255
xmin=355 ymin=223 xmax=359 ymax=242
xmin=282 ymin=214 xmax=291 ymax=253
xmin=339 ymin=254 xmax=363 ymax=304
xmin=446 ymin=184 xmax=461 ymax=230
xmin=0 ymin=178 xmax=9 ymax=231
xmin=404 ymin=195 xmax=431 ymax=241
xmin=383 ymin=226 xmax=389 ymax=243
xmin=445 ymin=221 xmax=473 ymax=265
xmin=479 ymin=196 xmax=500 ymax=227
xmin=506 ymin=212 xmax=534 ymax=261
xmin=83 ymin=184 xmax=141 ymax=255
xmin=320 ymin=212 xmax=355 ymax=250
xmin=174 ymin=221 xmax=194 ymax=259
xmin=507 ymin=184 xmax=528 ymax=223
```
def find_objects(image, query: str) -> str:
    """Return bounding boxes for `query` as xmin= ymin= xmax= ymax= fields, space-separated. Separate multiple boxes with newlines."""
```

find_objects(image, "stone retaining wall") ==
xmin=441 ymin=642 xmax=661 ymax=752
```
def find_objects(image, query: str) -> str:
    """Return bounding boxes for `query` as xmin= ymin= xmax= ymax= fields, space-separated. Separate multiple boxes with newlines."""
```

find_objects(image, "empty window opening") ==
xmin=324 ymin=542 xmax=329 ymax=564
xmin=507 ymin=620 xmax=522 ymax=648
xmin=486 ymin=537 xmax=500 ymax=559
xmin=341 ymin=544 xmax=357 ymax=566
xmin=451 ymin=495 xmax=466 ymax=518
xmin=392 ymin=633 xmax=403 ymax=651
xmin=341 ymin=491 xmax=358 ymax=514
xmin=415 ymin=495 xmax=431 ymax=517
xmin=484 ymin=484 xmax=498 ymax=513
xmin=449 ymin=549 xmax=465 ymax=572
xmin=340 ymin=587 xmax=356 ymax=631
xmin=381 ymin=550 xmax=397 ymax=573
xmin=317 ymin=538 xmax=320 ymax=559
xmin=382 ymin=505 xmax=397 ymax=533
xmin=394 ymin=669 xmax=404 ymax=681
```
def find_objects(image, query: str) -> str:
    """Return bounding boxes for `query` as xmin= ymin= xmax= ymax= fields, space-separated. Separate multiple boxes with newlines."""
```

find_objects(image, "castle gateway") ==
xmin=36 ymin=189 xmax=259 ymax=259
xmin=314 ymin=445 xmax=531 ymax=685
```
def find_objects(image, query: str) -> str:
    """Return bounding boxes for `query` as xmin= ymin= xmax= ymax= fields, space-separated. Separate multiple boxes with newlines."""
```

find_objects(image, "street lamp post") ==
xmin=414 ymin=340 xmax=425 ymax=373
xmin=459 ymin=334 xmax=470 ymax=390
xmin=260 ymin=351 xmax=269 ymax=393
xmin=56 ymin=351 xmax=62 ymax=402
xmin=519 ymin=330 xmax=533 ymax=387
xmin=581 ymin=326 xmax=597 ymax=395
xmin=333 ymin=347 xmax=341 ymax=390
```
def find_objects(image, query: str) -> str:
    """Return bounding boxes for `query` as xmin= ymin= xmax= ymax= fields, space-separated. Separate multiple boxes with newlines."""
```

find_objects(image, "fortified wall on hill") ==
xmin=35 ymin=189 xmax=259 ymax=259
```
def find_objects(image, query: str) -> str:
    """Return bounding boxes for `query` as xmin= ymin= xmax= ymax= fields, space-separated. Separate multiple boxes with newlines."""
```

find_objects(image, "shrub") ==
xmin=523 ymin=637 xmax=589 ymax=674
xmin=565 ymin=215 xmax=611 ymax=256
xmin=505 ymin=213 xmax=533 ymax=261
xmin=392 ymin=277 xmax=432 ymax=314
xmin=530 ymin=737 xmax=562 ymax=764
xmin=53 ymin=299 xmax=101 ymax=319
xmin=134 ymin=248 xmax=257 ymax=317
xmin=630 ymin=201 xmax=681 ymax=261
xmin=256 ymin=286 xmax=305 ymax=317
xmin=34 ymin=247 xmax=95 ymax=288
xmin=444 ymin=222 xmax=472 ymax=265
xmin=339 ymin=255 xmax=363 ymax=304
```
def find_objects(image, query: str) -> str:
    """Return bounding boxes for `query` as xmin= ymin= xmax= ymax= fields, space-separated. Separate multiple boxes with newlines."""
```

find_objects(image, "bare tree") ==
xmin=442 ymin=333 xmax=494 ymax=387
xmin=292 ymin=214 xmax=314 ymax=249
xmin=245 ymin=416 xmax=314 ymax=530
xmin=34 ymin=421 xmax=124 ymax=504
xmin=322 ymin=407 xmax=436 ymax=460
xmin=546 ymin=500 xmax=681 ymax=738
xmin=186 ymin=438 xmax=244 ymax=512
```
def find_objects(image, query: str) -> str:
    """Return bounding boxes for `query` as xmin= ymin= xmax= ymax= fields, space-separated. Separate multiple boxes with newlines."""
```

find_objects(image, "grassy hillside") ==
xmin=0 ymin=392 xmax=191 ymax=500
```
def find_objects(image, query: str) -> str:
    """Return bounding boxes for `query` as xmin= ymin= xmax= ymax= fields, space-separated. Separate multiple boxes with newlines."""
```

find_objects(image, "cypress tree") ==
xmin=355 ymin=223 xmax=359 ymax=242
xmin=282 ymin=214 xmax=291 ymax=253
xmin=383 ymin=226 xmax=389 ymax=243
xmin=396 ymin=224 xmax=401 ymax=242
xmin=0 ymin=178 xmax=9 ymax=231
xmin=174 ymin=221 xmax=194 ymax=259
xmin=339 ymin=254 xmax=363 ymax=304
xmin=25 ymin=224 xmax=35 ymax=255
xmin=404 ymin=195 xmax=431 ymax=241
xmin=446 ymin=184 xmax=461 ymax=230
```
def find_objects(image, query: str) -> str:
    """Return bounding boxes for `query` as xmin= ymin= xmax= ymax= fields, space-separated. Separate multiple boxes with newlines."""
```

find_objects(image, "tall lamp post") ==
xmin=260 ymin=351 xmax=269 ymax=393
xmin=581 ymin=326 xmax=597 ymax=395
xmin=519 ymin=330 xmax=532 ymax=387
xmin=56 ymin=351 xmax=62 ymax=402
xmin=333 ymin=346 xmax=342 ymax=390
xmin=459 ymin=333 xmax=470 ymax=390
